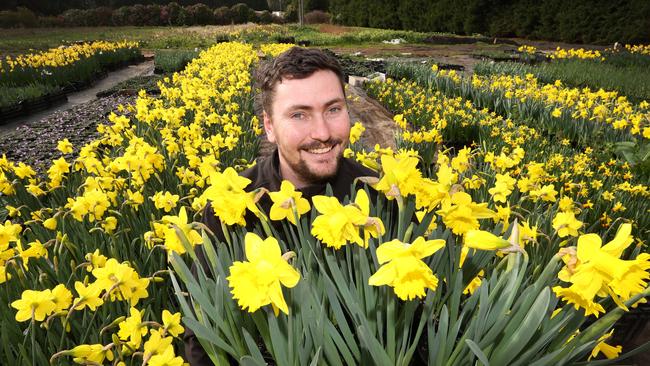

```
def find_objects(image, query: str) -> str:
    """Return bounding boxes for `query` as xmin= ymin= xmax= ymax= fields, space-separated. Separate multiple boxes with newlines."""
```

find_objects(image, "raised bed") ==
xmin=0 ymin=56 xmax=146 ymax=125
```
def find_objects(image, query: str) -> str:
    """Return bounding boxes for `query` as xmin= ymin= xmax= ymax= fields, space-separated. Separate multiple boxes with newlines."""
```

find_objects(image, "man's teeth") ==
xmin=307 ymin=145 xmax=334 ymax=154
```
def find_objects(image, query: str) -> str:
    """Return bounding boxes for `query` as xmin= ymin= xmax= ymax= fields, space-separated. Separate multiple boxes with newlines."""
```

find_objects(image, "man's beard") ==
xmin=290 ymin=139 xmax=344 ymax=185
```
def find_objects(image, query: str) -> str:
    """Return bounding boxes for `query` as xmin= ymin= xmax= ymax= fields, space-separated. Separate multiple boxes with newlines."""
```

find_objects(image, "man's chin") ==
xmin=297 ymin=158 xmax=341 ymax=184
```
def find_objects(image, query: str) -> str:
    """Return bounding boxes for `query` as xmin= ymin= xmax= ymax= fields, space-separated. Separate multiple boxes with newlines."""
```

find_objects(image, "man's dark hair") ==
xmin=255 ymin=47 xmax=346 ymax=116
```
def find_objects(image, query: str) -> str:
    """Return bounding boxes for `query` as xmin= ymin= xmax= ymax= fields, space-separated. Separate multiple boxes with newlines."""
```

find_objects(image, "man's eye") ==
xmin=328 ymin=106 xmax=341 ymax=113
xmin=291 ymin=112 xmax=306 ymax=120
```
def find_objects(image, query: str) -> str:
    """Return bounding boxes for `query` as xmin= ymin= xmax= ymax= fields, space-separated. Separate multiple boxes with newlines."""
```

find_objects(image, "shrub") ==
xmin=304 ymin=10 xmax=331 ymax=24
xmin=284 ymin=4 xmax=298 ymax=23
xmin=140 ymin=4 xmax=164 ymax=26
xmin=164 ymin=2 xmax=186 ymax=26
xmin=61 ymin=9 xmax=87 ymax=26
xmin=0 ymin=7 xmax=38 ymax=28
xmin=213 ymin=6 xmax=233 ymax=25
xmin=255 ymin=10 xmax=273 ymax=24
xmin=231 ymin=3 xmax=255 ymax=24
xmin=185 ymin=3 xmax=214 ymax=25
xmin=86 ymin=7 xmax=113 ymax=27
xmin=38 ymin=15 xmax=65 ymax=27
xmin=111 ymin=6 xmax=131 ymax=26
xmin=154 ymin=49 xmax=200 ymax=74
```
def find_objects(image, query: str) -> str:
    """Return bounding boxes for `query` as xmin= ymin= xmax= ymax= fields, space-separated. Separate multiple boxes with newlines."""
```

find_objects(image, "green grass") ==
xmin=474 ymin=59 xmax=650 ymax=103
xmin=0 ymin=26 xmax=227 ymax=55
xmin=0 ymin=24 xmax=450 ymax=57
xmin=285 ymin=24 xmax=434 ymax=46
xmin=602 ymin=51 xmax=650 ymax=68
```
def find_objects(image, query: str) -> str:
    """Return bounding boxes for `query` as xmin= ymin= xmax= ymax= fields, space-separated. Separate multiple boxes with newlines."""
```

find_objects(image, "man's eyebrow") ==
xmin=285 ymin=98 xmax=346 ymax=111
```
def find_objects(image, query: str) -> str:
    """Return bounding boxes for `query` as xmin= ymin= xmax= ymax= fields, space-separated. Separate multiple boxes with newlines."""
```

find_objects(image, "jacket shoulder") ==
xmin=341 ymin=157 xmax=379 ymax=178
xmin=240 ymin=155 xmax=278 ymax=191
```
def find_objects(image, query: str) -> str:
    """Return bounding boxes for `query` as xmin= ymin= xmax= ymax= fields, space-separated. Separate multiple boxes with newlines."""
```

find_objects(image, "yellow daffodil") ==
xmin=57 ymin=138 xmax=74 ymax=154
xmin=0 ymin=220 xmax=21 ymax=248
xmin=311 ymin=190 xmax=384 ymax=249
xmin=200 ymin=168 xmax=260 ymax=226
xmin=143 ymin=328 xmax=174 ymax=359
xmin=269 ymin=180 xmax=311 ymax=225
xmin=152 ymin=191 xmax=180 ymax=213
xmin=436 ymin=192 xmax=495 ymax=236
xmin=92 ymin=258 xmax=150 ymax=305
xmin=161 ymin=310 xmax=184 ymax=338
xmin=464 ymin=230 xmax=511 ymax=251
xmin=72 ymin=281 xmax=104 ymax=311
xmin=69 ymin=344 xmax=115 ymax=364
xmin=43 ymin=217 xmax=57 ymax=230
xmin=463 ymin=270 xmax=485 ymax=295
xmin=51 ymin=284 xmax=73 ymax=313
xmin=118 ymin=307 xmax=148 ymax=349
xmin=552 ymin=211 xmax=583 ymax=238
xmin=348 ymin=121 xmax=366 ymax=145
xmin=161 ymin=206 xmax=203 ymax=255
xmin=13 ymin=162 xmax=36 ymax=179
xmin=374 ymin=154 xmax=422 ymax=199
xmin=589 ymin=330 xmax=622 ymax=360
xmin=0 ymin=265 xmax=10 ymax=284
xmin=147 ymin=346 xmax=184 ymax=366
xmin=369 ymin=237 xmax=445 ymax=300
xmin=85 ymin=249 xmax=107 ymax=271
xmin=11 ymin=289 xmax=57 ymax=322
xmin=553 ymin=224 xmax=650 ymax=316
xmin=227 ymin=233 xmax=300 ymax=315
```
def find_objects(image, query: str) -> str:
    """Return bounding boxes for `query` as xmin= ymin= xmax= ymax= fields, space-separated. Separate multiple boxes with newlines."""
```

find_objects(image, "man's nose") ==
xmin=310 ymin=113 xmax=331 ymax=141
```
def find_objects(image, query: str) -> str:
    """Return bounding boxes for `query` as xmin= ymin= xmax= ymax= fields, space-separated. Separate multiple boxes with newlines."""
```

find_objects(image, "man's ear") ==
xmin=263 ymin=111 xmax=276 ymax=143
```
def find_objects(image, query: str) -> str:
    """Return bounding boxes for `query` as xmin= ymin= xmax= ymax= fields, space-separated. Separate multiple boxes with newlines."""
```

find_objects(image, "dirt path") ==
xmin=347 ymin=84 xmax=397 ymax=150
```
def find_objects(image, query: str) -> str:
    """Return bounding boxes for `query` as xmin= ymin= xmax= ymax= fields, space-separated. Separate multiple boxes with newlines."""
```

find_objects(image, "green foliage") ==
xmin=0 ymin=46 xmax=142 ymax=109
xmin=0 ymin=7 xmax=38 ymax=28
xmin=615 ymin=141 xmax=650 ymax=180
xmin=0 ymin=83 xmax=59 ymax=109
xmin=384 ymin=61 xmax=650 ymax=234
xmin=474 ymin=58 xmax=650 ymax=104
xmin=172 ymin=190 xmax=648 ymax=365
xmin=154 ymin=49 xmax=200 ymax=74
xmin=286 ymin=24 xmax=430 ymax=46
xmin=0 ymin=47 xmax=142 ymax=88
xmin=329 ymin=0 xmax=650 ymax=44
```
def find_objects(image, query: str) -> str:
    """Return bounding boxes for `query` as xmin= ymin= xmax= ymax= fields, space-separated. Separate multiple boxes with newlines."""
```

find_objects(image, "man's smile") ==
xmin=305 ymin=144 xmax=335 ymax=155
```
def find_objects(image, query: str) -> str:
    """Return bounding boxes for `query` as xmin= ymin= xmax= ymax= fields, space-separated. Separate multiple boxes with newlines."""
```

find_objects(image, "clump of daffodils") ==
xmin=553 ymin=223 xmax=650 ymax=316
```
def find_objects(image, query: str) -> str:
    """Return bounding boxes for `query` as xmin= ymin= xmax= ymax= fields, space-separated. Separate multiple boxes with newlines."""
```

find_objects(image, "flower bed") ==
xmin=0 ymin=42 xmax=648 ymax=365
xmin=0 ymin=41 xmax=142 ymax=120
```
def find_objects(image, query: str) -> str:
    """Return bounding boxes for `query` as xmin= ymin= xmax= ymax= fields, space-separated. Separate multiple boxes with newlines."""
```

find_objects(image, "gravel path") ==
xmin=0 ymin=95 xmax=135 ymax=171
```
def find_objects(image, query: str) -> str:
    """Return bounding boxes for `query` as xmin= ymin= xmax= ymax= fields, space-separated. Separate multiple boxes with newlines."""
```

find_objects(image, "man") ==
xmin=184 ymin=46 xmax=377 ymax=365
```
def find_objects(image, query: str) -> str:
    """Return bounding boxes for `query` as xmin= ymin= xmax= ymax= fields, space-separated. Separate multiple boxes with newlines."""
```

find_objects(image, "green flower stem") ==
xmin=396 ymin=195 xmax=406 ymax=241
xmin=387 ymin=292 xmax=395 ymax=363
xmin=31 ymin=316 xmax=35 ymax=366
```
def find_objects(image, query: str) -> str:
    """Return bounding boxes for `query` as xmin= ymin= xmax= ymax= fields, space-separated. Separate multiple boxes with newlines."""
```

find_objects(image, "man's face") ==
xmin=264 ymin=69 xmax=350 ymax=188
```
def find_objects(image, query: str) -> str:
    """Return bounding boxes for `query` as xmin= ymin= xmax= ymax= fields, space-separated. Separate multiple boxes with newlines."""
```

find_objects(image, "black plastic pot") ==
xmin=23 ymin=96 xmax=50 ymax=114
xmin=0 ymin=104 xmax=24 ymax=124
